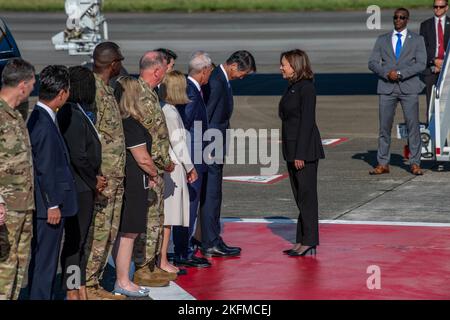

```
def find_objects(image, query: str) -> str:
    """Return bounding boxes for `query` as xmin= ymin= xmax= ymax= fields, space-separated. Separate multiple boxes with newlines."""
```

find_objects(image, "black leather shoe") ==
xmin=190 ymin=256 xmax=210 ymax=264
xmin=218 ymin=242 xmax=241 ymax=255
xmin=283 ymin=249 xmax=294 ymax=254
xmin=174 ymin=257 xmax=211 ymax=268
xmin=201 ymin=245 xmax=241 ymax=258
xmin=220 ymin=240 xmax=241 ymax=252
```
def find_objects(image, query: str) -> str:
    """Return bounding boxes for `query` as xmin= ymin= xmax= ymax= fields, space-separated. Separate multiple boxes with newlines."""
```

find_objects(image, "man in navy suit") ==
xmin=200 ymin=50 xmax=256 ymax=257
xmin=27 ymin=65 xmax=78 ymax=300
xmin=420 ymin=0 xmax=450 ymax=122
xmin=173 ymin=51 xmax=213 ymax=268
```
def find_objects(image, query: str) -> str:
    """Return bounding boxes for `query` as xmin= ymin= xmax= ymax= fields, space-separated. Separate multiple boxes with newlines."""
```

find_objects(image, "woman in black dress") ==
xmin=57 ymin=66 xmax=106 ymax=300
xmin=113 ymin=76 xmax=159 ymax=297
xmin=278 ymin=49 xmax=325 ymax=257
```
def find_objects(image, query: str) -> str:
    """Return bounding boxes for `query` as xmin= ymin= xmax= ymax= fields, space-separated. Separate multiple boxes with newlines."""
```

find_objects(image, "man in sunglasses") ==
xmin=420 ymin=0 xmax=450 ymax=123
xmin=368 ymin=8 xmax=427 ymax=176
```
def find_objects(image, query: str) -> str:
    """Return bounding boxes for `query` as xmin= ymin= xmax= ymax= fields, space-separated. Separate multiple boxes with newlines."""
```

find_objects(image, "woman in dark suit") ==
xmin=57 ymin=66 xmax=106 ymax=300
xmin=279 ymin=49 xmax=325 ymax=257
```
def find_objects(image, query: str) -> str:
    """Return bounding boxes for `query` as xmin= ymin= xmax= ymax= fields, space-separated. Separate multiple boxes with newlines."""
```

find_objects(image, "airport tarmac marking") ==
xmin=321 ymin=138 xmax=349 ymax=146
xmin=278 ymin=138 xmax=348 ymax=146
xmin=222 ymin=218 xmax=450 ymax=227
xmin=223 ymin=173 xmax=289 ymax=184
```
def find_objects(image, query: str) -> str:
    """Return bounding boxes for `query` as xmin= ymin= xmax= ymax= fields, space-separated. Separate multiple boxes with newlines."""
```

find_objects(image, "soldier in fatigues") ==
xmin=133 ymin=51 xmax=176 ymax=285
xmin=0 ymin=59 xmax=36 ymax=300
xmin=83 ymin=42 xmax=127 ymax=300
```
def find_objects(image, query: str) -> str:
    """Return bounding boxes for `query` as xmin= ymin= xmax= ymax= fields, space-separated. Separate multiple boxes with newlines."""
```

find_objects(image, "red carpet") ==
xmin=175 ymin=221 xmax=450 ymax=300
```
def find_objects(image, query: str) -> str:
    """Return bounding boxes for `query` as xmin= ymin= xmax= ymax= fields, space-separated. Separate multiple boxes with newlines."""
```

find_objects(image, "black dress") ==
xmin=120 ymin=117 xmax=152 ymax=233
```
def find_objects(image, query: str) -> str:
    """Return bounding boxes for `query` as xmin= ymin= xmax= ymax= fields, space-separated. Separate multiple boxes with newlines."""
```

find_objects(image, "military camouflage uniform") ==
xmin=0 ymin=98 xmax=34 ymax=300
xmin=85 ymin=74 xmax=125 ymax=287
xmin=133 ymin=77 xmax=172 ymax=268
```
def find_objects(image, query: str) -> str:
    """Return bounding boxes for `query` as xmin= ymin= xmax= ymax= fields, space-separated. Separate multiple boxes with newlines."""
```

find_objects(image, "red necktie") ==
xmin=438 ymin=18 xmax=445 ymax=59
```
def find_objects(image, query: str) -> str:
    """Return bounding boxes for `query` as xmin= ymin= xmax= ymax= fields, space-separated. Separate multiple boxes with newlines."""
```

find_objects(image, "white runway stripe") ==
xmin=221 ymin=217 xmax=450 ymax=227
xmin=146 ymin=282 xmax=196 ymax=300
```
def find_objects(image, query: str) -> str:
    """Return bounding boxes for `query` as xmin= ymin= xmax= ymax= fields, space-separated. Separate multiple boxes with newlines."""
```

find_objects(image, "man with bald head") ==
xmin=84 ymin=41 xmax=127 ymax=299
xmin=132 ymin=51 xmax=176 ymax=286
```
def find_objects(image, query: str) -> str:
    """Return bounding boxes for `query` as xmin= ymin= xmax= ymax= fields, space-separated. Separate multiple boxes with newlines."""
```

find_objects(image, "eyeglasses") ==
xmin=434 ymin=5 xmax=447 ymax=9
xmin=393 ymin=15 xmax=408 ymax=20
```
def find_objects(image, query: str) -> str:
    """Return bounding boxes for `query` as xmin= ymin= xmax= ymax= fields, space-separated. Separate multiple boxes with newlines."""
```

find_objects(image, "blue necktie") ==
xmin=395 ymin=33 xmax=402 ymax=60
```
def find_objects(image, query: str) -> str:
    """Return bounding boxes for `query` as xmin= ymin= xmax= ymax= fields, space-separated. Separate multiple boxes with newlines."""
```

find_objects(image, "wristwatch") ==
xmin=396 ymin=71 xmax=403 ymax=81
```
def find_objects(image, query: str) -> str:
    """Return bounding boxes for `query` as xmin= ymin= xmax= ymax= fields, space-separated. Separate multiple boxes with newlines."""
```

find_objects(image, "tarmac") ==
xmin=1 ymin=10 xmax=442 ymax=73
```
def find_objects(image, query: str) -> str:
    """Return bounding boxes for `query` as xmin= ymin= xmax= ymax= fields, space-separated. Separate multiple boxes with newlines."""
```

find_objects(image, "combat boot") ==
xmin=153 ymin=265 xmax=177 ymax=281
xmin=133 ymin=267 xmax=170 ymax=287
xmin=139 ymin=263 xmax=174 ymax=281
xmin=86 ymin=285 xmax=126 ymax=300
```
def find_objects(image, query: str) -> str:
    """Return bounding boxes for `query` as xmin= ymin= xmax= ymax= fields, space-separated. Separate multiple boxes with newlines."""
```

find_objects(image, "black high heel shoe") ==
xmin=283 ymin=249 xmax=294 ymax=254
xmin=287 ymin=246 xmax=317 ymax=257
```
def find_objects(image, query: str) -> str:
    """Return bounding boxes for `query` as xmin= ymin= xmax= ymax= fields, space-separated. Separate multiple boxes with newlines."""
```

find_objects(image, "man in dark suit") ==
xmin=173 ymin=51 xmax=213 ymax=268
xmin=27 ymin=65 xmax=78 ymax=300
xmin=368 ymin=8 xmax=427 ymax=176
xmin=200 ymin=50 xmax=256 ymax=257
xmin=420 ymin=0 xmax=450 ymax=122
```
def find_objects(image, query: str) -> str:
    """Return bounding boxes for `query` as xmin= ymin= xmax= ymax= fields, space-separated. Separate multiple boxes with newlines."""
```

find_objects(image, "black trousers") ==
xmin=287 ymin=160 xmax=319 ymax=246
xmin=60 ymin=191 xmax=95 ymax=290
xmin=423 ymin=72 xmax=439 ymax=124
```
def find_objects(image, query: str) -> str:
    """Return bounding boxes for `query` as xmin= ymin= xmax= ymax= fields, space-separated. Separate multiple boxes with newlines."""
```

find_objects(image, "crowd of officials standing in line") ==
xmin=0 ymin=43 xmax=260 ymax=299
xmin=0 ymin=41 xmax=325 ymax=300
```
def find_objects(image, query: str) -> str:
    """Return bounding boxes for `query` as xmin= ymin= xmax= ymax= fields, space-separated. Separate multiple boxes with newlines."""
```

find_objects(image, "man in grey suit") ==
xmin=368 ymin=7 xmax=427 ymax=176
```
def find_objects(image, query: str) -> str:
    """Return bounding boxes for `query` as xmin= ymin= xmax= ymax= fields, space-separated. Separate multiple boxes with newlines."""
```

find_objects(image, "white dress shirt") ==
xmin=435 ymin=16 xmax=446 ymax=57
xmin=37 ymin=101 xmax=57 ymax=123
xmin=187 ymin=76 xmax=201 ymax=92
xmin=392 ymin=28 xmax=408 ymax=54
xmin=219 ymin=64 xmax=230 ymax=86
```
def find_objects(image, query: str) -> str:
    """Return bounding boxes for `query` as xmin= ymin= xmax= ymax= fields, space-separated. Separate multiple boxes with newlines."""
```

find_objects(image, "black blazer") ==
xmin=57 ymin=102 xmax=102 ymax=193
xmin=279 ymin=79 xmax=324 ymax=162
xmin=420 ymin=16 xmax=450 ymax=70
xmin=27 ymin=105 xmax=78 ymax=218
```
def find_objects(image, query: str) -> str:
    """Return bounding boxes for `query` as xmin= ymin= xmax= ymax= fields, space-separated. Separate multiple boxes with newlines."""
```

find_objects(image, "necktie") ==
xmin=395 ymin=33 xmax=403 ymax=60
xmin=438 ymin=19 xmax=445 ymax=59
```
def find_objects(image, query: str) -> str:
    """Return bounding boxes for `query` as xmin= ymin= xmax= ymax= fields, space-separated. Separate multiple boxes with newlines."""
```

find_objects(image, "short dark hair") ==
xmin=38 ymin=65 xmax=70 ymax=101
xmin=395 ymin=7 xmax=410 ymax=17
xmin=93 ymin=41 xmax=124 ymax=69
xmin=280 ymin=49 xmax=314 ymax=82
xmin=68 ymin=66 xmax=95 ymax=105
xmin=226 ymin=50 xmax=257 ymax=73
xmin=1 ymin=58 xmax=35 ymax=88
xmin=155 ymin=48 xmax=178 ymax=63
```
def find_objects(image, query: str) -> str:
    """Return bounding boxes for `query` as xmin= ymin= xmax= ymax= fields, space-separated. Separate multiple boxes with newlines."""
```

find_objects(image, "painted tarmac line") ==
xmin=146 ymin=281 xmax=196 ymax=300
xmin=321 ymin=138 xmax=349 ymax=146
xmin=221 ymin=217 xmax=450 ymax=227
xmin=223 ymin=173 xmax=289 ymax=184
